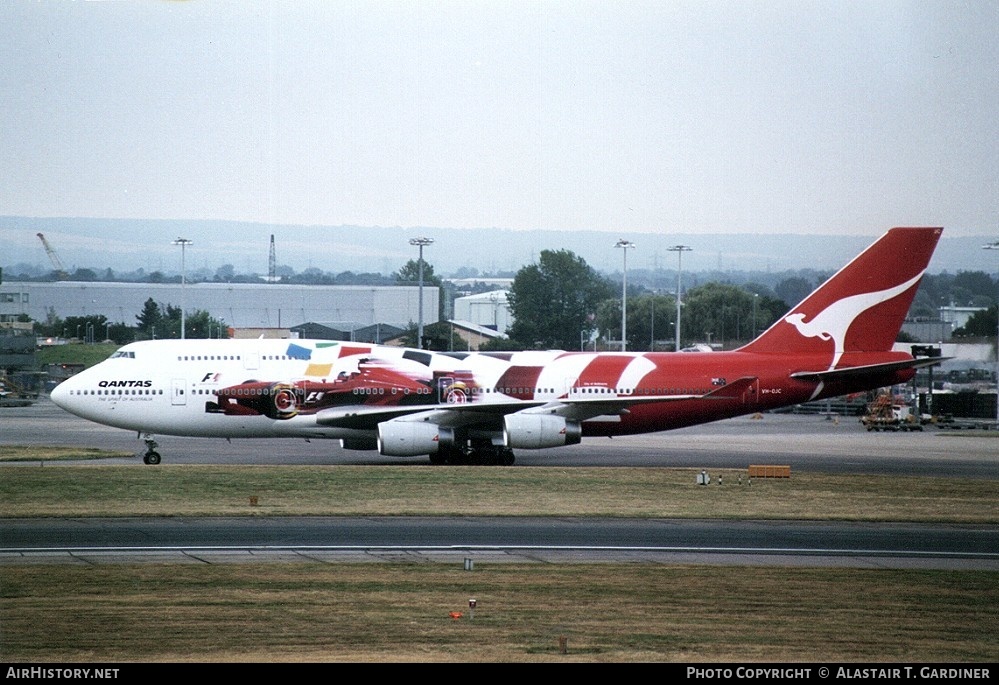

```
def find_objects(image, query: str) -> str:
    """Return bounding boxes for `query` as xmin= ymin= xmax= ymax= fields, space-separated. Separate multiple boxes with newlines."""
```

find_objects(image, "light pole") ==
xmin=668 ymin=245 xmax=692 ymax=351
xmin=615 ymin=239 xmax=635 ymax=351
xmin=409 ymin=237 xmax=434 ymax=349
xmin=752 ymin=292 xmax=759 ymax=340
xmin=650 ymin=297 xmax=655 ymax=351
xmin=983 ymin=240 xmax=999 ymax=425
xmin=172 ymin=238 xmax=192 ymax=339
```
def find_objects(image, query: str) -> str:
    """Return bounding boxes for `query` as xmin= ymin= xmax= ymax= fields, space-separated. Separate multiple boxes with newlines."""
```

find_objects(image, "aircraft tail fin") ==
xmin=738 ymin=227 xmax=942 ymax=363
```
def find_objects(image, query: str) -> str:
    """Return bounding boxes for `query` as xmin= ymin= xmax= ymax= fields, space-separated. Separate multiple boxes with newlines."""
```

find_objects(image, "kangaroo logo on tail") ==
xmin=784 ymin=271 xmax=924 ymax=369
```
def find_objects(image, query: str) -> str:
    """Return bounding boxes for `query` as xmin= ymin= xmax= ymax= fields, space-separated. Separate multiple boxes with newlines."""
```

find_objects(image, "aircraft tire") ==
xmin=447 ymin=448 xmax=471 ymax=465
xmin=143 ymin=451 xmax=161 ymax=465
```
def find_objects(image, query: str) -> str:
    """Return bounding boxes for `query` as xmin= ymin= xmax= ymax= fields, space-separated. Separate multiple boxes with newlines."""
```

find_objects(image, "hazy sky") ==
xmin=2 ymin=1 xmax=997 ymax=239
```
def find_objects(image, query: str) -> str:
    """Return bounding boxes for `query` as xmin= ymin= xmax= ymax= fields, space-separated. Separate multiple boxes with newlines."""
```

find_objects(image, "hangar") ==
xmin=0 ymin=281 xmax=439 ymax=332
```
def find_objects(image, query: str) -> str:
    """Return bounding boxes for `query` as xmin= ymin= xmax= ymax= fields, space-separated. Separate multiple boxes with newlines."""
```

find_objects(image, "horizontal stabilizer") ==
xmin=790 ymin=357 xmax=951 ymax=382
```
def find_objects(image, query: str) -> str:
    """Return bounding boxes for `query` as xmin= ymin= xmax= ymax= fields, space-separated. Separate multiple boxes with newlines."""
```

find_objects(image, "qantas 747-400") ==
xmin=51 ymin=227 xmax=944 ymax=465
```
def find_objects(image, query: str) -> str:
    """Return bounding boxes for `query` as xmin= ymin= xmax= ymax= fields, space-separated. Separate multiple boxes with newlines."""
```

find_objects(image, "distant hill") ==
xmin=1 ymin=216 xmax=995 ymax=278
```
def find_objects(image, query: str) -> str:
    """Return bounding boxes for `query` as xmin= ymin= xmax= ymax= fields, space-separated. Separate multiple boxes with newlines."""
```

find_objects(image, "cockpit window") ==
xmin=110 ymin=351 xmax=135 ymax=359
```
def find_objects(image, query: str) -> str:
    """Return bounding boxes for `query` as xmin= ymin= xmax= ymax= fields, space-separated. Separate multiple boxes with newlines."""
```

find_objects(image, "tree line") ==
xmin=486 ymin=249 xmax=789 ymax=351
xmin=33 ymin=299 xmax=228 ymax=345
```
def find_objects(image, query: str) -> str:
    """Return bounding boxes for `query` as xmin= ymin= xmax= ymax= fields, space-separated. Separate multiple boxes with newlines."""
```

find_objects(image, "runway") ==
xmin=2 ymin=397 xmax=997 ymax=568
xmin=3 ymin=516 xmax=998 ymax=570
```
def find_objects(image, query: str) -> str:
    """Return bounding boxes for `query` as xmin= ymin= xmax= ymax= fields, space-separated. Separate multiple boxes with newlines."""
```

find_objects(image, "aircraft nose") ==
xmin=49 ymin=380 xmax=71 ymax=410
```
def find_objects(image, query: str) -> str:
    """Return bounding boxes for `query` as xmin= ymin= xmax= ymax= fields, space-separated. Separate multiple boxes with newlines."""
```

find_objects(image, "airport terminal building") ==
xmin=0 ymin=281 xmax=439 ymax=334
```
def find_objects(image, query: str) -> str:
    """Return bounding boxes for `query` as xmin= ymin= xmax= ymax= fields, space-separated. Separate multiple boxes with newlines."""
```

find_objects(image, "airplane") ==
xmin=51 ymin=226 xmax=945 ymax=466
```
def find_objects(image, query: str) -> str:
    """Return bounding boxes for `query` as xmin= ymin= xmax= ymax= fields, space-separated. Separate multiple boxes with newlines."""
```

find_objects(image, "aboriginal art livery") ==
xmin=52 ymin=227 xmax=945 ymax=465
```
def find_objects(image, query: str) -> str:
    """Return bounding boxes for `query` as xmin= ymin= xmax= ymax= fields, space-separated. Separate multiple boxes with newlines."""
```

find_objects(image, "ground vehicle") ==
xmin=861 ymin=394 xmax=924 ymax=431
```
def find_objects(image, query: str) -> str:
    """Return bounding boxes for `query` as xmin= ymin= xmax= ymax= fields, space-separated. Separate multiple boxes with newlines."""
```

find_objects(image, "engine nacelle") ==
xmin=377 ymin=421 xmax=455 ymax=457
xmin=503 ymin=414 xmax=582 ymax=450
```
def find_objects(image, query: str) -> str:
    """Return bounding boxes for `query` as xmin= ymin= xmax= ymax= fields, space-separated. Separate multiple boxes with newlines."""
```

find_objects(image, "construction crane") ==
xmin=36 ymin=233 xmax=68 ymax=280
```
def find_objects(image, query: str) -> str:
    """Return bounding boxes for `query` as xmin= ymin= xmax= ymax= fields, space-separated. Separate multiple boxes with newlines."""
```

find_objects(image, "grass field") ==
xmin=3 ymin=562 xmax=997 ymax=663
xmin=2 ymin=459 xmax=997 ymax=662
xmin=0 ymin=462 xmax=996 ymax=521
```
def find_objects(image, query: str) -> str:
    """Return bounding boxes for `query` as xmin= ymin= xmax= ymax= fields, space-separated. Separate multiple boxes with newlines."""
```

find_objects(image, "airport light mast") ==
xmin=668 ymin=245 xmax=692 ymax=351
xmin=615 ymin=239 xmax=635 ymax=351
xmin=409 ymin=237 xmax=434 ymax=349
xmin=172 ymin=238 xmax=192 ymax=339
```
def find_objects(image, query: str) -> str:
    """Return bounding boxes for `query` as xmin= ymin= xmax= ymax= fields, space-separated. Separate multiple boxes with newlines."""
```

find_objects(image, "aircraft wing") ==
xmin=517 ymin=375 xmax=758 ymax=423
xmin=790 ymin=357 xmax=951 ymax=382
xmin=314 ymin=400 xmax=550 ymax=431
xmin=314 ymin=376 xmax=759 ymax=430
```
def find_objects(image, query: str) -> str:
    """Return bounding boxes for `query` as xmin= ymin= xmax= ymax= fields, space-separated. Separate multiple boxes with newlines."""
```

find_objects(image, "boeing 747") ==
xmin=51 ymin=227 xmax=944 ymax=465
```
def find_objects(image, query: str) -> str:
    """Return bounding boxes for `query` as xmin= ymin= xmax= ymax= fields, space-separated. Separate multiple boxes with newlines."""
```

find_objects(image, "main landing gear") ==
xmin=141 ymin=434 xmax=161 ymax=465
xmin=429 ymin=441 xmax=516 ymax=466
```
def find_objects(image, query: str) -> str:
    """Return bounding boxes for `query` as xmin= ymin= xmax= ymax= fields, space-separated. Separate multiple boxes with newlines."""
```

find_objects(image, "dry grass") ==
xmin=0 ymin=464 xmax=996 ymax=522
xmin=0 ymin=445 xmax=133 ymax=462
xmin=2 ymin=563 xmax=996 ymax=663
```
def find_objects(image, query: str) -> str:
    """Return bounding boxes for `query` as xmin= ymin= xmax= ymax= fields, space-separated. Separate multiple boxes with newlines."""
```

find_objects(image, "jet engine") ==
xmin=377 ymin=421 xmax=455 ymax=457
xmin=503 ymin=414 xmax=582 ymax=449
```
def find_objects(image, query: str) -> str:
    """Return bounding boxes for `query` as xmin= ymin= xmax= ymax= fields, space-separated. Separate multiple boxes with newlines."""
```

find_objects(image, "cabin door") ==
xmin=171 ymin=379 xmax=187 ymax=406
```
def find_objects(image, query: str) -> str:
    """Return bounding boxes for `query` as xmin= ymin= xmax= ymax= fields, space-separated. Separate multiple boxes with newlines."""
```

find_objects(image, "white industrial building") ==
xmin=452 ymin=289 xmax=512 ymax=335
xmin=938 ymin=305 xmax=988 ymax=331
xmin=0 ymin=281 xmax=439 ymax=331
